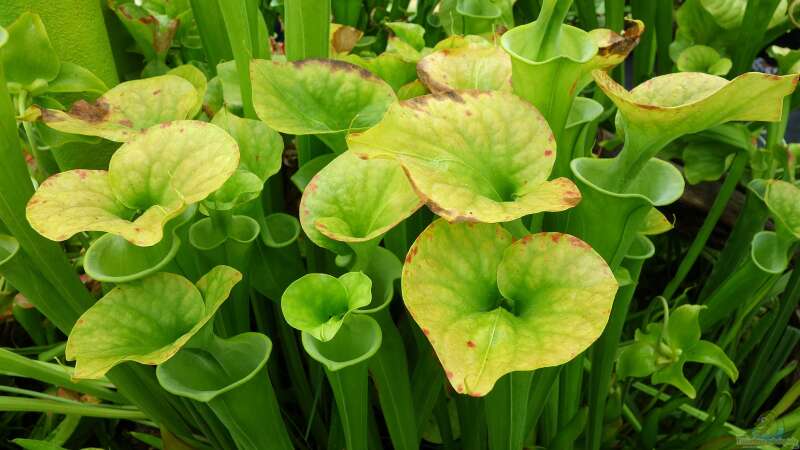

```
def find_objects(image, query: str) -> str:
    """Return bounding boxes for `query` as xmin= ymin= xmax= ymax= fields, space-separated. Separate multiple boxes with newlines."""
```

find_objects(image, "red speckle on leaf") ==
xmin=405 ymin=246 xmax=418 ymax=263
xmin=160 ymin=122 xmax=170 ymax=128
xmin=520 ymin=235 xmax=533 ymax=244
xmin=568 ymin=79 xmax=578 ymax=96
xmin=469 ymin=392 xmax=482 ymax=397
xmin=76 ymin=170 xmax=88 ymax=180
xmin=548 ymin=134 xmax=554 ymax=143
xmin=422 ymin=328 xmax=431 ymax=336
xmin=550 ymin=233 xmax=563 ymax=243
xmin=446 ymin=371 xmax=454 ymax=379
xmin=568 ymin=236 xmax=590 ymax=249
xmin=562 ymin=190 xmax=581 ymax=206
xmin=544 ymin=149 xmax=553 ymax=157
xmin=467 ymin=340 xmax=476 ymax=348
xmin=307 ymin=182 xmax=318 ymax=192
xmin=456 ymin=384 xmax=464 ymax=393
xmin=118 ymin=119 xmax=133 ymax=127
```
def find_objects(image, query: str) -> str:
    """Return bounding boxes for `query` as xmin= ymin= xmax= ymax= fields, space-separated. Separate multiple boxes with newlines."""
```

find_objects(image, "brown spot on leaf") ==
xmin=467 ymin=340 xmax=476 ymax=348
xmin=544 ymin=149 xmax=553 ymax=157
xmin=153 ymin=89 xmax=162 ymax=95
xmin=331 ymin=25 xmax=363 ymax=54
xmin=67 ymin=100 xmax=111 ymax=123
xmin=118 ymin=119 xmax=133 ymax=127
xmin=422 ymin=328 xmax=431 ymax=336
xmin=446 ymin=371 xmax=454 ymax=379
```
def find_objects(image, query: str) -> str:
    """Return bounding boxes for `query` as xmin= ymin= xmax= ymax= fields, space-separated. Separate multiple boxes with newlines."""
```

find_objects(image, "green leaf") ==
xmin=665 ymin=305 xmax=704 ymax=350
xmin=348 ymin=91 xmax=580 ymax=223
xmin=339 ymin=53 xmax=418 ymax=92
xmin=301 ymin=314 xmax=382 ymax=371
xmin=639 ymin=208 xmax=674 ymax=235
xmin=211 ymin=109 xmax=283 ymax=182
xmin=617 ymin=342 xmax=658 ymax=378
xmin=594 ymin=70 xmax=797 ymax=168
xmin=282 ymin=272 xmax=372 ymax=341
xmin=27 ymin=121 xmax=239 ymax=246
xmin=1 ymin=13 xmax=60 ymax=89
xmin=206 ymin=109 xmax=283 ymax=210
xmin=250 ymin=59 xmax=396 ymax=151
xmin=66 ymin=266 xmax=241 ymax=379
xmin=39 ymin=75 xmax=199 ymax=142
xmin=768 ymin=46 xmax=800 ymax=74
xmin=47 ymin=62 xmax=108 ymax=96
xmin=764 ymin=180 xmax=800 ymax=239
xmin=299 ymin=151 xmax=422 ymax=255
xmin=700 ymin=0 xmax=787 ymax=30
xmin=397 ymin=80 xmax=429 ymax=100
xmin=682 ymin=141 xmax=736 ymax=184
xmin=217 ymin=61 xmax=242 ymax=112
xmin=385 ymin=22 xmax=426 ymax=51
xmin=676 ymin=45 xmax=732 ymax=76
xmin=417 ymin=45 xmax=511 ymax=93
xmin=168 ymin=64 xmax=208 ymax=118
xmin=651 ymin=362 xmax=697 ymax=399
xmin=403 ymin=220 xmax=617 ymax=396
xmin=683 ymin=340 xmax=739 ymax=381
xmin=598 ymin=70 xmax=796 ymax=125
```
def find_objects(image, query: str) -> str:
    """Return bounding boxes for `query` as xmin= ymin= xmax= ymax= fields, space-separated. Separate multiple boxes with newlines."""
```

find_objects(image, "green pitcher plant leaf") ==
xmin=417 ymin=45 xmax=512 ymax=93
xmin=299 ymin=151 xmax=422 ymax=255
xmin=403 ymin=220 xmax=618 ymax=396
xmin=48 ymin=62 xmax=108 ymax=96
xmin=348 ymin=90 xmax=580 ymax=223
xmin=700 ymin=0 xmax=787 ymax=30
xmin=27 ymin=121 xmax=239 ymax=246
xmin=301 ymin=314 xmax=383 ymax=372
xmin=617 ymin=303 xmax=738 ymax=399
xmin=339 ymin=53 xmax=418 ymax=93
xmin=764 ymin=180 xmax=800 ymax=240
xmin=640 ymin=208 xmax=674 ymax=235
xmin=66 ymin=266 xmax=242 ymax=379
xmin=768 ymin=45 xmax=800 ymax=74
xmin=206 ymin=109 xmax=284 ymax=210
xmin=168 ymin=64 xmax=208 ymax=118
xmin=385 ymin=22 xmax=426 ymax=51
xmin=38 ymin=75 xmax=199 ymax=142
xmin=281 ymin=272 xmax=372 ymax=341
xmin=676 ymin=45 xmax=732 ymax=76
xmin=593 ymin=69 xmax=798 ymax=184
xmin=2 ymin=12 xmax=60 ymax=91
xmin=250 ymin=59 xmax=397 ymax=151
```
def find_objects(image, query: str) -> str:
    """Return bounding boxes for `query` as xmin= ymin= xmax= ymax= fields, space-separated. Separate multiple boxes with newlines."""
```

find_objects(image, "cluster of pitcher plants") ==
xmin=1 ymin=0 xmax=800 ymax=448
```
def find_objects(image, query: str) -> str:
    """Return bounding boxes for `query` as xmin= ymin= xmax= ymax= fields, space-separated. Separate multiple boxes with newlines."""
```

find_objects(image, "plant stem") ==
xmin=0 ymin=396 xmax=147 ymax=420
xmin=326 ymin=363 xmax=370 ymax=450
xmin=630 ymin=383 xmax=746 ymax=435
xmin=662 ymin=150 xmax=748 ymax=300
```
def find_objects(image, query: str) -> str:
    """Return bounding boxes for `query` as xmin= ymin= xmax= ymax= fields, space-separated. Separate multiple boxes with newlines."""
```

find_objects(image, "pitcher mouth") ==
xmin=501 ymin=21 xmax=597 ymax=66
xmin=570 ymin=157 xmax=685 ymax=207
